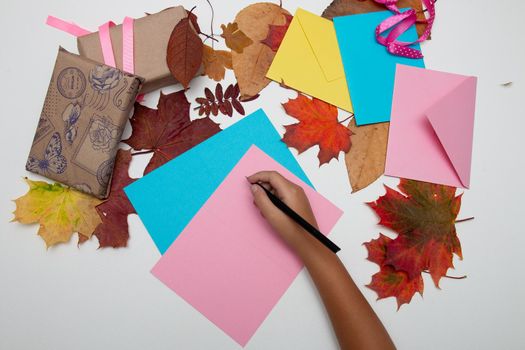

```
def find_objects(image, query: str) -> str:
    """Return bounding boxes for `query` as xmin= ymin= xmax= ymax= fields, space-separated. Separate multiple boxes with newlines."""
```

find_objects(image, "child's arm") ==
xmin=248 ymin=171 xmax=395 ymax=350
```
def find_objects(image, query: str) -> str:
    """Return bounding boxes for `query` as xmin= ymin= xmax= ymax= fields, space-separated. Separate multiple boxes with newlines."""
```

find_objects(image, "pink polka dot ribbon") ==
xmin=374 ymin=0 xmax=436 ymax=59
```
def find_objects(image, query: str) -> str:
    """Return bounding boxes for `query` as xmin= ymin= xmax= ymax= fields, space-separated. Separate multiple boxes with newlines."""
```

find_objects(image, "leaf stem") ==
xmin=200 ymin=33 xmax=218 ymax=42
xmin=455 ymin=217 xmax=474 ymax=223
xmin=339 ymin=113 xmax=354 ymax=124
xmin=131 ymin=150 xmax=154 ymax=156
xmin=205 ymin=0 xmax=215 ymax=49
xmin=423 ymin=270 xmax=467 ymax=280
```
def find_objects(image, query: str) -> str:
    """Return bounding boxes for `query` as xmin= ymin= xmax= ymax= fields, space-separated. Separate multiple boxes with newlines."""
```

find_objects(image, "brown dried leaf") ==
xmin=220 ymin=22 xmax=254 ymax=53
xmin=232 ymin=3 xmax=291 ymax=97
xmin=91 ymin=149 xmax=136 ymax=248
xmin=166 ymin=16 xmax=203 ymax=88
xmin=345 ymin=119 xmax=389 ymax=192
xmin=202 ymin=45 xmax=233 ymax=81
xmin=322 ymin=0 xmax=427 ymax=37
xmin=124 ymin=91 xmax=221 ymax=174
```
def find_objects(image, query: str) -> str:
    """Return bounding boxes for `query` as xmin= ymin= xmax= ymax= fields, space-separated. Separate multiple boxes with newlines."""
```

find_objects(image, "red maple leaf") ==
xmin=368 ymin=265 xmax=425 ymax=310
xmin=282 ymin=94 xmax=352 ymax=166
xmin=78 ymin=149 xmax=136 ymax=248
xmin=364 ymin=179 xmax=465 ymax=308
xmin=364 ymin=233 xmax=424 ymax=309
xmin=261 ymin=14 xmax=293 ymax=51
xmin=124 ymin=90 xmax=221 ymax=174
xmin=368 ymin=179 xmax=463 ymax=287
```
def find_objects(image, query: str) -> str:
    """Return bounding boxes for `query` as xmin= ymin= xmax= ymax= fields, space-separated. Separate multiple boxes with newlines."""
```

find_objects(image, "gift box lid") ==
xmin=77 ymin=6 xmax=188 ymax=94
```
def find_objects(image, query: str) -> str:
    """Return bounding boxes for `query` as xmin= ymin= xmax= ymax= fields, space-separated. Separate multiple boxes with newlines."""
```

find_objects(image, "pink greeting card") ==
xmin=386 ymin=65 xmax=477 ymax=188
xmin=151 ymin=145 xmax=343 ymax=346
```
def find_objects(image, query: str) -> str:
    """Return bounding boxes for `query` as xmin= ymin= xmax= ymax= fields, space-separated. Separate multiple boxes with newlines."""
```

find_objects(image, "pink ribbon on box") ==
xmin=46 ymin=16 xmax=91 ymax=37
xmin=121 ymin=17 xmax=135 ymax=75
xmin=373 ymin=0 xmax=436 ymax=59
xmin=46 ymin=15 xmax=143 ymax=101
xmin=46 ymin=15 xmax=136 ymax=74
xmin=98 ymin=21 xmax=117 ymax=68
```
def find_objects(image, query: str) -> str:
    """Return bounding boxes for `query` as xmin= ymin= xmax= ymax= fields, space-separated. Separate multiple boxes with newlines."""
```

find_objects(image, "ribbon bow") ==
xmin=373 ymin=0 xmax=436 ymax=59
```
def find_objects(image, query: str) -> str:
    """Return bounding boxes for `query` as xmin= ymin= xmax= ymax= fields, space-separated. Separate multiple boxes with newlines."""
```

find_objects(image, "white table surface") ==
xmin=1 ymin=1 xmax=524 ymax=349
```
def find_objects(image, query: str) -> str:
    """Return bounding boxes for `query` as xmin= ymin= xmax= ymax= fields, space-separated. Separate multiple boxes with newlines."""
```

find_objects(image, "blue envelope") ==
xmin=124 ymin=109 xmax=312 ymax=254
xmin=334 ymin=10 xmax=425 ymax=125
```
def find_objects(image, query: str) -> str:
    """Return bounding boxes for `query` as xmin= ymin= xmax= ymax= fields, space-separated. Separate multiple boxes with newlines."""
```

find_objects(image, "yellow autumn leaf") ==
xmin=12 ymin=178 xmax=102 ymax=247
xmin=220 ymin=22 xmax=253 ymax=53
xmin=202 ymin=45 xmax=233 ymax=81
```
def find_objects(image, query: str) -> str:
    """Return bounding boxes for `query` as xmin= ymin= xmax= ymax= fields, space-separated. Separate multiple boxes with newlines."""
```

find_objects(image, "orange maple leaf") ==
xmin=282 ymin=94 xmax=352 ymax=166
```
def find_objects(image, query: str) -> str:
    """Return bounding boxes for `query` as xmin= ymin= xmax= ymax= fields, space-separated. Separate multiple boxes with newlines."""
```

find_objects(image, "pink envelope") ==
xmin=151 ymin=145 xmax=343 ymax=346
xmin=385 ymin=65 xmax=477 ymax=188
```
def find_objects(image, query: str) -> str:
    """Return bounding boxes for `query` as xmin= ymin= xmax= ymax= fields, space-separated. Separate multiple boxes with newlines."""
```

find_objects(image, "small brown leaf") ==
xmin=224 ymin=84 xmax=234 ymax=99
xmin=211 ymin=102 xmax=219 ymax=116
xmin=223 ymin=100 xmax=233 ymax=116
xmin=205 ymin=87 xmax=214 ymax=101
xmin=166 ymin=16 xmax=203 ymax=88
xmin=345 ymin=119 xmax=389 ymax=192
xmin=202 ymin=45 xmax=233 ymax=81
xmin=215 ymin=83 xmax=223 ymax=101
xmin=231 ymin=98 xmax=245 ymax=115
xmin=220 ymin=22 xmax=253 ymax=53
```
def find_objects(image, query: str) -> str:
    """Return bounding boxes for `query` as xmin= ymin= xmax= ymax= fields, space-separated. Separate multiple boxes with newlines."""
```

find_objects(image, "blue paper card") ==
xmin=125 ymin=109 xmax=312 ymax=254
xmin=333 ymin=10 xmax=425 ymax=125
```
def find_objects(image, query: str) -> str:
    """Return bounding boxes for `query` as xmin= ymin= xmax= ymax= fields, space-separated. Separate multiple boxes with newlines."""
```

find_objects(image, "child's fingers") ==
xmin=247 ymin=171 xmax=292 ymax=195
xmin=250 ymin=184 xmax=276 ymax=218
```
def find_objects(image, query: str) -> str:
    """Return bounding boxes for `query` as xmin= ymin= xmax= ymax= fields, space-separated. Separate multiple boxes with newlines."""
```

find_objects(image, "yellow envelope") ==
xmin=266 ymin=8 xmax=353 ymax=112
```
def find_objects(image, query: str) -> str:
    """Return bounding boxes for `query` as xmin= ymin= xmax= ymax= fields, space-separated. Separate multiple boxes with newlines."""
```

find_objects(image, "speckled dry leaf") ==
xmin=202 ymin=45 xmax=233 ymax=81
xmin=232 ymin=3 xmax=290 ymax=97
xmin=12 ymin=178 xmax=102 ymax=247
xmin=345 ymin=119 xmax=389 ymax=192
xmin=220 ymin=22 xmax=253 ymax=54
xmin=322 ymin=0 xmax=427 ymax=37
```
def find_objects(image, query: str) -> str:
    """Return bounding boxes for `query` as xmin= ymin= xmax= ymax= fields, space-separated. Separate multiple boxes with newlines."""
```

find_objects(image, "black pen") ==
xmin=254 ymin=183 xmax=340 ymax=253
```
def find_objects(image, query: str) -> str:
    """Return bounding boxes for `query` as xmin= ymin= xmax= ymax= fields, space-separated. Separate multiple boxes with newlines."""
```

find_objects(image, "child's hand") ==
xmin=247 ymin=171 xmax=319 ymax=252
xmin=249 ymin=172 xmax=396 ymax=350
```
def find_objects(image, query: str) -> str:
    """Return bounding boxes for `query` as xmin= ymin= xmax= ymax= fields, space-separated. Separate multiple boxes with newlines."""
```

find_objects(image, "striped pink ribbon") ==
xmin=374 ymin=0 xmax=435 ymax=58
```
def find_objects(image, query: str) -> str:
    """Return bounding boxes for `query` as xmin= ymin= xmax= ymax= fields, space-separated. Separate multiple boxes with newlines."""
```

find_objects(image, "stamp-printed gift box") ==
xmin=26 ymin=47 xmax=143 ymax=198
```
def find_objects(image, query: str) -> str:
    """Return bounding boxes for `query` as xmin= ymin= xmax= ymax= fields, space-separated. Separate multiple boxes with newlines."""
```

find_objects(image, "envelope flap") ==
xmin=295 ymin=8 xmax=344 ymax=82
xmin=426 ymin=76 xmax=477 ymax=188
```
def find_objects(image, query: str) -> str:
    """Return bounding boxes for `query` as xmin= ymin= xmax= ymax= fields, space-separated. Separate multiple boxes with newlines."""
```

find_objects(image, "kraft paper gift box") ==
xmin=26 ymin=47 xmax=143 ymax=198
xmin=77 ymin=6 xmax=188 ymax=93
